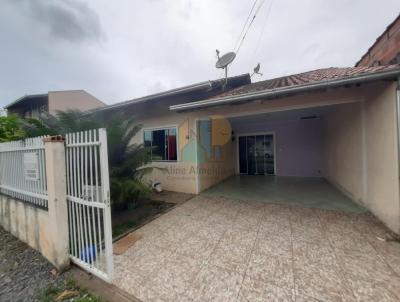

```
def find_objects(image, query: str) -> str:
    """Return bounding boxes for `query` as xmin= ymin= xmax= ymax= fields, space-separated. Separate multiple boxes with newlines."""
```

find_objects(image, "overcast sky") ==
xmin=0 ymin=0 xmax=399 ymax=107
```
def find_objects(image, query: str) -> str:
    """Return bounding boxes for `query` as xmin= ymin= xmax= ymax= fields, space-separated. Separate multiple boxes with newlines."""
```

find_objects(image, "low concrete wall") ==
xmin=0 ymin=140 xmax=70 ymax=270
xmin=0 ymin=195 xmax=53 ymax=262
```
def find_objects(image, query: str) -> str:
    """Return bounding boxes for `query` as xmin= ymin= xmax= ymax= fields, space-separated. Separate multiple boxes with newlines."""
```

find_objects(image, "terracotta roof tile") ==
xmin=210 ymin=65 xmax=400 ymax=99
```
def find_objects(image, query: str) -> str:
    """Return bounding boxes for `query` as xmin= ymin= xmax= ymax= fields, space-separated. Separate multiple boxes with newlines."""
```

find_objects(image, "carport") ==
xmin=202 ymin=103 xmax=368 ymax=213
xmin=178 ymin=70 xmax=400 ymax=234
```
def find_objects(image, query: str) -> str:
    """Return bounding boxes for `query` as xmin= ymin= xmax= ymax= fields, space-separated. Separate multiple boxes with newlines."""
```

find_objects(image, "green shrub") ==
xmin=0 ymin=114 xmax=25 ymax=142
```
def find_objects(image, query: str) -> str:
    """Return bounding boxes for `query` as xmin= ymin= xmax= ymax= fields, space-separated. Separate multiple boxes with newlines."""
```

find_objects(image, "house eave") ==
xmin=170 ymin=69 xmax=400 ymax=112
xmin=93 ymin=81 xmax=213 ymax=113
xmin=5 ymin=93 xmax=48 ymax=109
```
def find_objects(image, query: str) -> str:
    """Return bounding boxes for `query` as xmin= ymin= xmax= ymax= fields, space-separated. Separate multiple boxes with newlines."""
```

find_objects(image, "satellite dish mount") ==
xmin=215 ymin=50 xmax=236 ymax=89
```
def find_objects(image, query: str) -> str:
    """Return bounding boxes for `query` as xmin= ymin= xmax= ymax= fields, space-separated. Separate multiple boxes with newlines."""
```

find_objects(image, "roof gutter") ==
xmin=170 ymin=69 xmax=400 ymax=112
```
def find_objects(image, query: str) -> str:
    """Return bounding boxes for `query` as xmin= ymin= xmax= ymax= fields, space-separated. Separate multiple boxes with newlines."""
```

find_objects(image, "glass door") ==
xmin=239 ymin=134 xmax=275 ymax=175
xmin=264 ymin=135 xmax=274 ymax=174
xmin=255 ymin=135 xmax=265 ymax=174
xmin=238 ymin=137 xmax=248 ymax=174
xmin=247 ymin=136 xmax=256 ymax=174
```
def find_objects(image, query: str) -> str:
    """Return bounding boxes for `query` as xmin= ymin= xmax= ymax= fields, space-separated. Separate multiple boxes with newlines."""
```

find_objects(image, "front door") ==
xmin=238 ymin=134 xmax=275 ymax=175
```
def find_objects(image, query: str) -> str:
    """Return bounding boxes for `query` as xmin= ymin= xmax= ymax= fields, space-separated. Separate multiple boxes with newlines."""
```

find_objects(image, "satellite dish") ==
xmin=215 ymin=52 xmax=236 ymax=69
xmin=215 ymin=50 xmax=236 ymax=89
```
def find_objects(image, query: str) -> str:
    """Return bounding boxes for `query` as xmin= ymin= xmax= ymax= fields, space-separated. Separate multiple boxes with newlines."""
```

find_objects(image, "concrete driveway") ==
xmin=113 ymin=196 xmax=400 ymax=302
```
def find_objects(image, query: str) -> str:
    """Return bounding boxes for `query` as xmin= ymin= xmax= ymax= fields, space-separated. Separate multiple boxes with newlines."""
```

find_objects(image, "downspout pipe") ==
xmin=170 ymin=69 xmax=400 ymax=112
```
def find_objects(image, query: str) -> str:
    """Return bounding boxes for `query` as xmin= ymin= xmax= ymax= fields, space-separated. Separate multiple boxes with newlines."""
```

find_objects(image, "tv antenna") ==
xmin=215 ymin=49 xmax=236 ymax=88
xmin=251 ymin=63 xmax=263 ymax=77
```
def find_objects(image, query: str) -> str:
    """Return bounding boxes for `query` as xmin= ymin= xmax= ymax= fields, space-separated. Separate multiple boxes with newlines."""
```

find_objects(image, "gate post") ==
xmin=44 ymin=135 xmax=70 ymax=271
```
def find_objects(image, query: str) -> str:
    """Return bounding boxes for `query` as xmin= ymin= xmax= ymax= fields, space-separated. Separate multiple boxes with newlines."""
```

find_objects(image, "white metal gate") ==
xmin=65 ymin=128 xmax=113 ymax=282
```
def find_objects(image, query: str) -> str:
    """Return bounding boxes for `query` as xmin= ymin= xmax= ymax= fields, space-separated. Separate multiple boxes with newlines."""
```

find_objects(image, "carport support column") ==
xmin=44 ymin=136 xmax=70 ymax=271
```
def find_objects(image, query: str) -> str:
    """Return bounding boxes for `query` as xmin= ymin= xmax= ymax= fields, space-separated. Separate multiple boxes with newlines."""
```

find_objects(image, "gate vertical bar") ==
xmin=98 ymin=128 xmax=113 ymax=279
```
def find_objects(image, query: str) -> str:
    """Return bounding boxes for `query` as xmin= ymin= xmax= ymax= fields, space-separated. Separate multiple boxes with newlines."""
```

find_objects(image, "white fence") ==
xmin=65 ymin=129 xmax=113 ymax=282
xmin=0 ymin=137 xmax=48 ymax=209
xmin=0 ymin=129 xmax=113 ymax=282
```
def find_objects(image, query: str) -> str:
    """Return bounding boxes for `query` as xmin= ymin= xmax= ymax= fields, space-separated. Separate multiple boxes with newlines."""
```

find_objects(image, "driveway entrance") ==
xmin=113 ymin=194 xmax=400 ymax=301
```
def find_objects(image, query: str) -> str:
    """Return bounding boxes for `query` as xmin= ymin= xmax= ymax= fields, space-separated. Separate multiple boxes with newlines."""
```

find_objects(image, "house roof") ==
xmin=93 ymin=73 xmax=250 ymax=113
xmin=355 ymin=13 xmax=400 ymax=67
xmin=170 ymin=64 xmax=400 ymax=112
xmin=5 ymin=90 xmax=105 ymax=109
xmin=5 ymin=93 xmax=48 ymax=109
xmin=211 ymin=65 xmax=400 ymax=98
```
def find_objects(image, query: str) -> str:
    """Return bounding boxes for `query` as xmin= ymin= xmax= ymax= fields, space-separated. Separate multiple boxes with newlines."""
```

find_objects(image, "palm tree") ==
xmin=22 ymin=110 xmax=151 ymax=209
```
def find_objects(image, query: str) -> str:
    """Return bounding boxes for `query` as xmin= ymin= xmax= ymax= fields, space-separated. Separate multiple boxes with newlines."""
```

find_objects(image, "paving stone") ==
xmin=113 ymin=196 xmax=400 ymax=302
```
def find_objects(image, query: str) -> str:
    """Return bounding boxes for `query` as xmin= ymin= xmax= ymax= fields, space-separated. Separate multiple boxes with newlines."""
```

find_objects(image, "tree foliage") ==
xmin=0 ymin=114 xmax=26 ymax=142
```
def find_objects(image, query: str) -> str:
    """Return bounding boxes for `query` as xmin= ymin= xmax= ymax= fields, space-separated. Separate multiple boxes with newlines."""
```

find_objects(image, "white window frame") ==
xmin=143 ymin=125 xmax=179 ymax=162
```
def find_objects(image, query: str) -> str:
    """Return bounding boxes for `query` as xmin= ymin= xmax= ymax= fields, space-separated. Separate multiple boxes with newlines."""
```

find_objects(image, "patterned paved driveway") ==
xmin=113 ymin=196 xmax=400 ymax=302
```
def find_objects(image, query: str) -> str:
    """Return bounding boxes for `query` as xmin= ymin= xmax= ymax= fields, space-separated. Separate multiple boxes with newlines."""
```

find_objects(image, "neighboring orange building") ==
xmin=356 ymin=14 xmax=400 ymax=67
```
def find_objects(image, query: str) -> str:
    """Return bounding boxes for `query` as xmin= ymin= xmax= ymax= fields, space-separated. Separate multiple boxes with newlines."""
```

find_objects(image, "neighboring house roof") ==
xmin=93 ymin=74 xmax=250 ymax=113
xmin=355 ymin=14 xmax=400 ymax=67
xmin=170 ymin=65 xmax=400 ymax=112
xmin=5 ymin=90 xmax=106 ymax=111
xmin=4 ymin=93 xmax=47 ymax=109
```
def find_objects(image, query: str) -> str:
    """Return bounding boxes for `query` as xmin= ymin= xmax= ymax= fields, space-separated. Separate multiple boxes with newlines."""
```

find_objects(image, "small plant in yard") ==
xmin=40 ymin=278 xmax=102 ymax=302
xmin=21 ymin=109 xmax=152 ymax=210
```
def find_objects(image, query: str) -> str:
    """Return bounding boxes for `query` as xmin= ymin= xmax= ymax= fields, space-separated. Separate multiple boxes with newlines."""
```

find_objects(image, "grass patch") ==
xmin=40 ymin=278 xmax=102 ymax=302
xmin=112 ymin=220 xmax=140 ymax=238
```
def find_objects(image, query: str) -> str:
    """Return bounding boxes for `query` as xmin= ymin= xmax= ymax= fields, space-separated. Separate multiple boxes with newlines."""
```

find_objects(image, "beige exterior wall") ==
xmin=322 ymin=102 xmax=364 ymax=203
xmin=132 ymin=112 xmax=235 ymax=194
xmin=133 ymin=113 xmax=197 ymax=194
xmin=322 ymin=82 xmax=400 ymax=233
xmin=48 ymin=90 xmax=105 ymax=113
xmin=364 ymin=83 xmax=399 ymax=233
xmin=196 ymin=133 xmax=235 ymax=192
